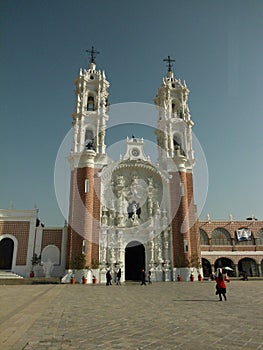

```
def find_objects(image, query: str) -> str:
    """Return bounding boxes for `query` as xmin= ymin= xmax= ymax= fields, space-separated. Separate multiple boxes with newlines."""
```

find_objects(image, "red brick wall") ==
xmin=42 ymin=229 xmax=62 ymax=250
xmin=198 ymin=220 xmax=263 ymax=238
xmin=67 ymin=165 xmax=101 ymax=268
xmin=0 ymin=221 xmax=30 ymax=265
xmin=90 ymin=170 xmax=101 ymax=266
xmin=169 ymin=170 xmax=201 ymax=267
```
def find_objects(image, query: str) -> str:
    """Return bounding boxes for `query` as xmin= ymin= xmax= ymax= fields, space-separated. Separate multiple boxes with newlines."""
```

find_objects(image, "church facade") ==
xmin=0 ymin=54 xmax=263 ymax=281
xmin=66 ymin=54 xmax=201 ymax=282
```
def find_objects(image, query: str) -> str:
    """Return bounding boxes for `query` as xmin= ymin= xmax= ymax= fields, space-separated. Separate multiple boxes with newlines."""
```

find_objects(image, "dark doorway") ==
xmin=0 ymin=238 xmax=14 ymax=270
xmin=125 ymin=241 xmax=145 ymax=280
xmin=202 ymin=258 xmax=212 ymax=277
xmin=215 ymin=257 xmax=236 ymax=277
xmin=238 ymin=258 xmax=259 ymax=277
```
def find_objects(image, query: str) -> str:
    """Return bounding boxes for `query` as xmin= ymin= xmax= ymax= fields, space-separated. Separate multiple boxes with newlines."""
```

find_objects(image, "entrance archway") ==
xmin=238 ymin=258 xmax=259 ymax=277
xmin=125 ymin=241 xmax=145 ymax=280
xmin=202 ymin=258 xmax=212 ymax=277
xmin=215 ymin=257 xmax=236 ymax=276
xmin=0 ymin=238 xmax=14 ymax=270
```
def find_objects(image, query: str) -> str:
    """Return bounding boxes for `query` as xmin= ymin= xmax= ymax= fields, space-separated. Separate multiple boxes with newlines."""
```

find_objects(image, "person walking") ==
xmin=116 ymin=268 xmax=121 ymax=285
xmin=141 ymin=269 xmax=146 ymax=285
xmin=106 ymin=269 xmax=112 ymax=286
xmin=216 ymin=272 xmax=227 ymax=301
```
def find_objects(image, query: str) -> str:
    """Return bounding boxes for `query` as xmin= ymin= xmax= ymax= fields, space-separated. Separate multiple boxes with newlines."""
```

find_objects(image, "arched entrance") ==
xmin=215 ymin=257 xmax=235 ymax=276
xmin=202 ymin=258 xmax=212 ymax=277
xmin=125 ymin=241 xmax=145 ymax=280
xmin=238 ymin=258 xmax=259 ymax=277
xmin=0 ymin=238 xmax=14 ymax=270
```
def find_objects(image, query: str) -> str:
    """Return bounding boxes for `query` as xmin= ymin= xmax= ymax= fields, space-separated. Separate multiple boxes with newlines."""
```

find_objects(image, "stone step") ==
xmin=0 ymin=270 xmax=23 ymax=279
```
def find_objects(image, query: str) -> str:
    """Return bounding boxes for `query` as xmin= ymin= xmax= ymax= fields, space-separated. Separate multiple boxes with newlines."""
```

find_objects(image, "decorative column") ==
xmin=148 ymin=232 xmax=156 ymax=282
xmin=155 ymin=234 xmax=164 ymax=281
xmin=163 ymin=229 xmax=171 ymax=281
xmin=209 ymin=237 xmax=213 ymax=251
xmin=257 ymin=263 xmax=262 ymax=277
xmin=234 ymin=264 xmax=239 ymax=278
xmin=231 ymin=237 xmax=236 ymax=251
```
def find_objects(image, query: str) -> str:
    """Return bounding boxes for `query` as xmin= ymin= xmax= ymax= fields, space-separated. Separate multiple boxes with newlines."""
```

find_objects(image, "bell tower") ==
xmin=67 ymin=47 xmax=110 ymax=269
xmin=154 ymin=56 xmax=201 ymax=278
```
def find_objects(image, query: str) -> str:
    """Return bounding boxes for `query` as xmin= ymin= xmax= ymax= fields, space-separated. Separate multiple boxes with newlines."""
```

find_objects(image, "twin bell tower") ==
xmin=66 ymin=47 xmax=201 ymax=282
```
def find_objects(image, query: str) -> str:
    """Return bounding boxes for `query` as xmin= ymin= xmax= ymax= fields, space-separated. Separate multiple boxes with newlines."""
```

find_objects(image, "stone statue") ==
xmin=42 ymin=259 xmax=54 ymax=278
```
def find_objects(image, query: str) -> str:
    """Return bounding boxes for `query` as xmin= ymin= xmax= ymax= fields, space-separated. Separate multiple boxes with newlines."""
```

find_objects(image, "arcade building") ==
xmin=1 ymin=52 xmax=263 ymax=281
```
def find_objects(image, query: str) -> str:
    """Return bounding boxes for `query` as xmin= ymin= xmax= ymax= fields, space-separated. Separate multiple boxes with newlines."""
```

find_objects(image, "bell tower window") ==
xmin=173 ymin=135 xmax=185 ymax=156
xmin=87 ymin=95 xmax=95 ymax=111
xmin=172 ymin=102 xmax=176 ymax=114
xmin=85 ymin=129 xmax=94 ymax=150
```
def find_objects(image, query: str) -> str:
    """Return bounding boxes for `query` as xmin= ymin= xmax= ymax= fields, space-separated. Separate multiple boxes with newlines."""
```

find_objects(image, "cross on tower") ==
xmin=86 ymin=46 xmax=100 ymax=64
xmin=163 ymin=55 xmax=175 ymax=72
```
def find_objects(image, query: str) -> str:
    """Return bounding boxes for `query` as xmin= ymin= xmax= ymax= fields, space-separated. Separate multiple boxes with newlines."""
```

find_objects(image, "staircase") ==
xmin=0 ymin=270 xmax=23 ymax=279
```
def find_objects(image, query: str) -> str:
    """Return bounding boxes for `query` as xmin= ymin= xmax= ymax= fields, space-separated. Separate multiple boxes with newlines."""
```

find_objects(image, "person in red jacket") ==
xmin=216 ymin=272 xmax=227 ymax=301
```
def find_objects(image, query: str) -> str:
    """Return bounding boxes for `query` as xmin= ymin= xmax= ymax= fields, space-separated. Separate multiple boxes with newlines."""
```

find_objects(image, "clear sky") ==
xmin=1 ymin=0 xmax=263 ymax=226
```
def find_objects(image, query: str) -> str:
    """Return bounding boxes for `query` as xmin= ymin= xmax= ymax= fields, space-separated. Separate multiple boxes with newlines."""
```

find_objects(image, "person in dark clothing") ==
xmin=216 ymin=272 xmax=227 ymax=301
xmin=116 ymin=268 xmax=121 ymax=285
xmin=106 ymin=269 xmax=112 ymax=286
xmin=141 ymin=269 xmax=146 ymax=285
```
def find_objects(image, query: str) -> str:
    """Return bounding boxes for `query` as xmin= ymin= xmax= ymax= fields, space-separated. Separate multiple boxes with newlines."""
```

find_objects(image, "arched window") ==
xmin=179 ymin=108 xmax=183 ymax=118
xmin=87 ymin=95 xmax=95 ymax=111
xmin=41 ymin=245 xmax=60 ymax=265
xmin=173 ymin=134 xmax=185 ymax=156
xmin=85 ymin=129 xmax=94 ymax=150
xmin=200 ymin=229 xmax=209 ymax=245
xmin=171 ymin=101 xmax=176 ymax=114
xmin=257 ymin=228 xmax=263 ymax=245
xmin=236 ymin=228 xmax=255 ymax=245
xmin=211 ymin=228 xmax=231 ymax=245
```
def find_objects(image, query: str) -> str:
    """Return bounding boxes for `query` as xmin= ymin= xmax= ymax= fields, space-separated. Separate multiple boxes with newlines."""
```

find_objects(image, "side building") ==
xmin=200 ymin=219 xmax=263 ymax=277
xmin=0 ymin=209 xmax=67 ymax=278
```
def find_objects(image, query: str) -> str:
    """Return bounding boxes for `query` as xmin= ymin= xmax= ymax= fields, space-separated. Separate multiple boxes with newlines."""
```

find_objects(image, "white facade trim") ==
xmin=202 ymin=251 xmax=263 ymax=256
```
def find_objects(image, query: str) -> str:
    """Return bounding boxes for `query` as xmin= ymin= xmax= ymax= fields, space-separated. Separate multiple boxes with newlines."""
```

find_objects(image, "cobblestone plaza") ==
xmin=1 ymin=280 xmax=263 ymax=350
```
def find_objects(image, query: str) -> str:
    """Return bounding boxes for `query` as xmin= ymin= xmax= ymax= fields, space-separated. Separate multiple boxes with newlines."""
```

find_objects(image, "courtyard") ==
xmin=0 ymin=280 xmax=263 ymax=350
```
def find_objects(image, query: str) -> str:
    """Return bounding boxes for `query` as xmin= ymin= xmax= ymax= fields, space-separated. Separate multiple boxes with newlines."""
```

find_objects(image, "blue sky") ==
xmin=1 ymin=0 xmax=263 ymax=226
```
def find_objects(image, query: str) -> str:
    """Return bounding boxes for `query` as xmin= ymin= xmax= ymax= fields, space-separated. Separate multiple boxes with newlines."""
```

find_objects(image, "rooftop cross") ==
xmin=163 ymin=55 xmax=175 ymax=72
xmin=86 ymin=46 xmax=100 ymax=64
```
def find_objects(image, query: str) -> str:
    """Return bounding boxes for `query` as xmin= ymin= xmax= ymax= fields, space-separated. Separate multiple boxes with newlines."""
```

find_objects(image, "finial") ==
xmin=163 ymin=55 xmax=175 ymax=73
xmin=86 ymin=46 xmax=100 ymax=64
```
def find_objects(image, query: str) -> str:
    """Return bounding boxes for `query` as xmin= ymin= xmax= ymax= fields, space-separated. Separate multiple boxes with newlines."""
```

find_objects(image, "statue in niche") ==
xmin=153 ymin=200 xmax=160 ymax=215
xmin=132 ymin=213 xmax=139 ymax=226
xmin=128 ymin=175 xmax=148 ymax=204
xmin=127 ymin=201 xmax=141 ymax=219
xmin=101 ymin=212 xmax=108 ymax=226
xmin=85 ymin=139 xmax=94 ymax=150
xmin=126 ymin=201 xmax=140 ymax=226
xmin=108 ymin=211 xmax=115 ymax=226
xmin=42 ymin=259 xmax=54 ymax=278
xmin=116 ymin=175 xmax=125 ymax=188
xmin=117 ymin=213 xmax=125 ymax=227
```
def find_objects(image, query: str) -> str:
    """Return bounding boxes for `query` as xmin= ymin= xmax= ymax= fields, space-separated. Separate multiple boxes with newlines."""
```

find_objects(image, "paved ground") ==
xmin=0 ymin=280 xmax=263 ymax=350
